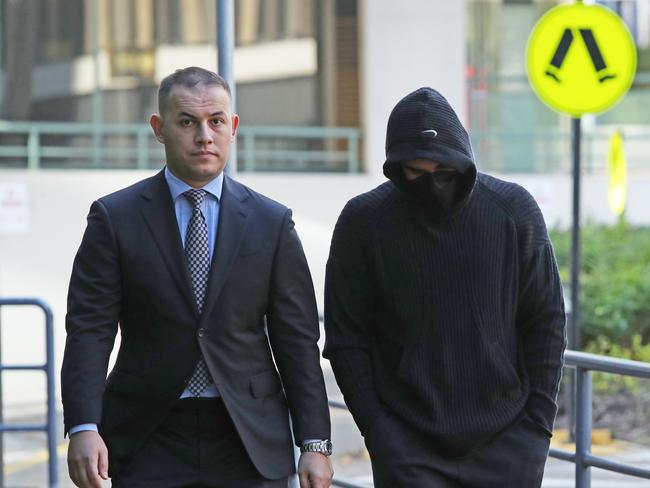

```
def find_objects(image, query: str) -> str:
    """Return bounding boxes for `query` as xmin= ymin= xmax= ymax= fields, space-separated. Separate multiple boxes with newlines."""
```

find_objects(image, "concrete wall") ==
xmin=2 ymin=168 xmax=649 ymax=415
xmin=360 ymin=0 xmax=467 ymax=177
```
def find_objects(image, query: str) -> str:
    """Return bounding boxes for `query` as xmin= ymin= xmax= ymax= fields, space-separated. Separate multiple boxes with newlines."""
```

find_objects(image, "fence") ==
xmin=471 ymin=127 xmax=650 ymax=174
xmin=0 ymin=298 xmax=58 ymax=488
xmin=0 ymin=121 xmax=361 ymax=173
xmin=549 ymin=350 xmax=650 ymax=487
xmin=3 ymin=120 xmax=650 ymax=174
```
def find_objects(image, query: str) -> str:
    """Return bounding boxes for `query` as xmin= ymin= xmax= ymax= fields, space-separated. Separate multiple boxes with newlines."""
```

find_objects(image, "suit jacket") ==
xmin=61 ymin=170 xmax=331 ymax=479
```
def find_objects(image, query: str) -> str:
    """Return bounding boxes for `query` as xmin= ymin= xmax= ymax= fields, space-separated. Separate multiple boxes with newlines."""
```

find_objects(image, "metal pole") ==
xmin=0 ymin=0 xmax=3 ymax=116
xmin=0 ymin=304 xmax=4 ymax=488
xmin=570 ymin=116 xmax=582 ymax=350
xmin=575 ymin=367 xmax=592 ymax=488
xmin=217 ymin=0 xmax=237 ymax=175
xmin=91 ymin=0 xmax=103 ymax=168
xmin=0 ymin=299 xmax=59 ymax=487
xmin=44 ymin=304 xmax=58 ymax=488
xmin=568 ymin=116 xmax=582 ymax=442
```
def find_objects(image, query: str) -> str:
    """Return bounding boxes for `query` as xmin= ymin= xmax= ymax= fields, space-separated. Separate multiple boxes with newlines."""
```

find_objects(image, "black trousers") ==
xmin=365 ymin=412 xmax=551 ymax=488
xmin=111 ymin=398 xmax=289 ymax=488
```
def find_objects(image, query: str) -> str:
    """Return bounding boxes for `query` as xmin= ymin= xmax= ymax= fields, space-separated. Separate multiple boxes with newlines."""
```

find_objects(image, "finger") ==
xmin=84 ymin=456 xmax=103 ymax=488
xmin=310 ymin=472 xmax=331 ymax=488
xmin=311 ymin=476 xmax=327 ymax=488
xmin=98 ymin=446 xmax=109 ymax=480
xmin=298 ymin=470 xmax=311 ymax=488
xmin=68 ymin=460 xmax=87 ymax=487
xmin=317 ymin=467 xmax=334 ymax=488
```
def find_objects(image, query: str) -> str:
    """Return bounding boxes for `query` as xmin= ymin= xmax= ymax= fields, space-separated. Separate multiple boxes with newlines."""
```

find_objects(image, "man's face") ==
xmin=150 ymin=84 xmax=240 ymax=188
xmin=401 ymin=159 xmax=444 ymax=181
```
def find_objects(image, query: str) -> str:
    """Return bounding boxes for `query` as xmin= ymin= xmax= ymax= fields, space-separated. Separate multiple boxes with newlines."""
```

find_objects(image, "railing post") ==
xmin=27 ymin=128 xmax=40 ymax=170
xmin=43 ymin=303 xmax=58 ymax=488
xmin=92 ymin=126 xmax=102 ymax=168
xmin=0 ymin=298 xmax=58 ymax=488
xmin=575 ymin=366 xmax=592 ymax=488
xmin=136 ymin=127 xmax=148 ymax=169
xmin=348 ymin=132 xmax=359 ymax=173
xmin=243 ymin=129 xmax=255 ymax=172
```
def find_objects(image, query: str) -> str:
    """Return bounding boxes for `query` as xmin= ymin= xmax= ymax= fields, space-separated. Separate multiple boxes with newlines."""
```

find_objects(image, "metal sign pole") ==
xmin=568 ymin=115 xmax=582 ymax=441
xmin=570 ymin=116 xmax=581 ymax=352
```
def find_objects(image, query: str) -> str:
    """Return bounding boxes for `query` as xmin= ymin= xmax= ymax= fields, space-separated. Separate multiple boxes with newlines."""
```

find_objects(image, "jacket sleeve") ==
xmin=516 ymin=193 xmax=567 ymax=435
xmin=265 ymin=209 xmax=331 ymax=445
xmin=61 ymin=200 xmax=121 ymax=435
xmin=323 ymin=200 xmax=386 ymax=436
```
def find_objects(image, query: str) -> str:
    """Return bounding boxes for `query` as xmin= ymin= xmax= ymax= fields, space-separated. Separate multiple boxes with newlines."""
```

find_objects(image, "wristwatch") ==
xmin=300 ymin=439 xmax=333 ymax=456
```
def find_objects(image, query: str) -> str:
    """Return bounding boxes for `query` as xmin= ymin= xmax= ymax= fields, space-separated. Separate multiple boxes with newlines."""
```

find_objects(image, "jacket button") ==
xmin=197 ymin=328 xmax=205 ymax=338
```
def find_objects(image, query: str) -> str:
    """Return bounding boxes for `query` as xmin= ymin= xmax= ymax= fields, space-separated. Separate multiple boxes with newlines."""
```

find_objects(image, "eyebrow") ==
xmin=178 ymin=111 xmax=226 ymax=118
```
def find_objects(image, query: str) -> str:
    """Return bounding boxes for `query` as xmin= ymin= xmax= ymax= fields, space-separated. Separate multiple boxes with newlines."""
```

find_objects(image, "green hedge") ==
xmin=549 ymin=221 xmax=650 ymax=350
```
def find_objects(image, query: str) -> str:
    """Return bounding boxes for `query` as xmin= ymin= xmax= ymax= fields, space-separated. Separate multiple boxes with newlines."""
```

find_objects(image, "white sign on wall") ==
xmin=0 ymin=183 xmax=30 ymax=235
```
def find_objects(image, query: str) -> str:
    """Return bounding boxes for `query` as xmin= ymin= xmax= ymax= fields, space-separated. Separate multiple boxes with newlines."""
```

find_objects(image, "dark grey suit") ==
xmin=61 ymin=170 xmax=330 ymax=480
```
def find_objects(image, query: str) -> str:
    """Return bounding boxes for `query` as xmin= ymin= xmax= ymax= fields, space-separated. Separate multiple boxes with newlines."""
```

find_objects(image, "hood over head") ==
xmin=382 ymin=87 xmax=477 ymax=222
xmin=383 ymin=87 xmax=475 ymax=174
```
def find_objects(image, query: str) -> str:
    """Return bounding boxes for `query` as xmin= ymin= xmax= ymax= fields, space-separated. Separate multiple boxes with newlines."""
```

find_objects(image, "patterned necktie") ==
xmin=183 ymin=189 xmax=213 ymax=396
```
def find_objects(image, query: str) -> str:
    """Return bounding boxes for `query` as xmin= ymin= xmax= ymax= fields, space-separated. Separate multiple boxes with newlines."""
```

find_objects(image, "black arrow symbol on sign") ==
xmin=545 ymin=28 xmax=616 ymax=83
xmin=580 ymin=29 xmax=617 ymax=82
xmin=545 ymin=28 xmax=573 ymax=82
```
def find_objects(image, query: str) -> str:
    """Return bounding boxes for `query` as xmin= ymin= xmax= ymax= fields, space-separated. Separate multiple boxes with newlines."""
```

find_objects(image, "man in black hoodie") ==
xmin=323 ymin=87 xmax=566 ymax=487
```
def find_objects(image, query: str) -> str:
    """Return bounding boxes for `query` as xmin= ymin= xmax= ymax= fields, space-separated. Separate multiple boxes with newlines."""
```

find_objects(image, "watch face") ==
xmin=324 ymin=440 xmax=333 ymax=455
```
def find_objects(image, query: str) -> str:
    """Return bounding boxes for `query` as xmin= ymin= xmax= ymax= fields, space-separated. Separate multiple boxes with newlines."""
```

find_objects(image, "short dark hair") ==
xmin=158 ymin=67 xmax=231 ymax=113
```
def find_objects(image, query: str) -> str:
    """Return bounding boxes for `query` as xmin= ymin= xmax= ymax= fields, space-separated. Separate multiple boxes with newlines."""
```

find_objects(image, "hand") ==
xmin=297 ymin=452 xmax=333 ymax=488
xmin=67 ymin=430 xmax=109 ymax=488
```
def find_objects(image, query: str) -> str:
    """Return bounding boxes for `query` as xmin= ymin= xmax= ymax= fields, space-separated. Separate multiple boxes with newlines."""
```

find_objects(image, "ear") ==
xmin=230 ymin=114 xmax=240 ymax=142
xmin=150 ymin=114 xmax=165 ymax=143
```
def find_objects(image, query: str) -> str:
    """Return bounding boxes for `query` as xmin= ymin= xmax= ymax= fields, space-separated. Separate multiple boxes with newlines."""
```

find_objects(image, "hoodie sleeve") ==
xmin=323 ymin=199 xmax=386 ymax=436
xmin=515 ymin=190 xmax=567 ymax=435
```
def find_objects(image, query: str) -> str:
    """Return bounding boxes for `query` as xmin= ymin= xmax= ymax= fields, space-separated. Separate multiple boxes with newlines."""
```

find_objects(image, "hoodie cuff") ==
xmin=525 ymin=391 xmax=558 ymax=436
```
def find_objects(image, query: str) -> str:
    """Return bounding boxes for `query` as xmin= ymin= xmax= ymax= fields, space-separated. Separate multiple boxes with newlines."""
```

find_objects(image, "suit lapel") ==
xmin=200 ymin=176 xmax=251 ymax=323
xmin=140 ymin=170 xmax=197 ymax=317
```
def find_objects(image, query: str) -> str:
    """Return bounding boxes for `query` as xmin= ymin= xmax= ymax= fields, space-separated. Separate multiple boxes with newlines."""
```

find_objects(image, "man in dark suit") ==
xmin=61 ymin=67 xmax=333 ymax=488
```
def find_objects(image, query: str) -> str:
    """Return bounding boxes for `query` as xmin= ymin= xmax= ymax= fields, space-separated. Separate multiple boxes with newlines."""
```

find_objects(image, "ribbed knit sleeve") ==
xmin=323 ymin=198 xmax=386 ymax=435
xmin=515 ymin=190 xmax=567 ymax=435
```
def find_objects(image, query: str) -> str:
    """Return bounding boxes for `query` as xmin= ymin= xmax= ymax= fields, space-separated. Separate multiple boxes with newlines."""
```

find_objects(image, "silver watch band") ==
xmin=300 ymin=439 xmax=332 ymax=456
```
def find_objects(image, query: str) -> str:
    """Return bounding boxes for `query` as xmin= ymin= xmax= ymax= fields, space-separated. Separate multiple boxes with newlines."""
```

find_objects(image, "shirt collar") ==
xmin=164 ymin=166 xmax=224 ymax=202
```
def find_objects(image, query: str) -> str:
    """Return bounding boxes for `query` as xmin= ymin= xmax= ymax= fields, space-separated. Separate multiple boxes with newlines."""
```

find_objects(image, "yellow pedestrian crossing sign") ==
xmin=526 ymin=2 xmax=637 ymax=117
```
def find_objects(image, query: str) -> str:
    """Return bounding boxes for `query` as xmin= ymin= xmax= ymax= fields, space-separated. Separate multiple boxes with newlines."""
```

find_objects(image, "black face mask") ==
xmin=403 ymin=170 xmax=459 ymax=222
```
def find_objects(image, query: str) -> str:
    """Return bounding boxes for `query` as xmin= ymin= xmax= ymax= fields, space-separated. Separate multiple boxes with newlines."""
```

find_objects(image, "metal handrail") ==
xmin=549 ymin=350 xmax=650 ymax=487
xmin=0 ymin=298 xmax=58 ymax=488
xmin=0 ymin=120 xmax=362 ymax=173
xmin=327 ymin=349 xmax=650 ymax=488
xmin=470 ymin=128 xmax=650 ymax=173
xmin=563 ymin=349 xmax=650 ymax=377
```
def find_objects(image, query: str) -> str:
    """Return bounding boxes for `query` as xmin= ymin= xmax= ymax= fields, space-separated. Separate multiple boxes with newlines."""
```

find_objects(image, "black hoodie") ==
xmin=324 ymin=87 xmax=566 ymax=458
